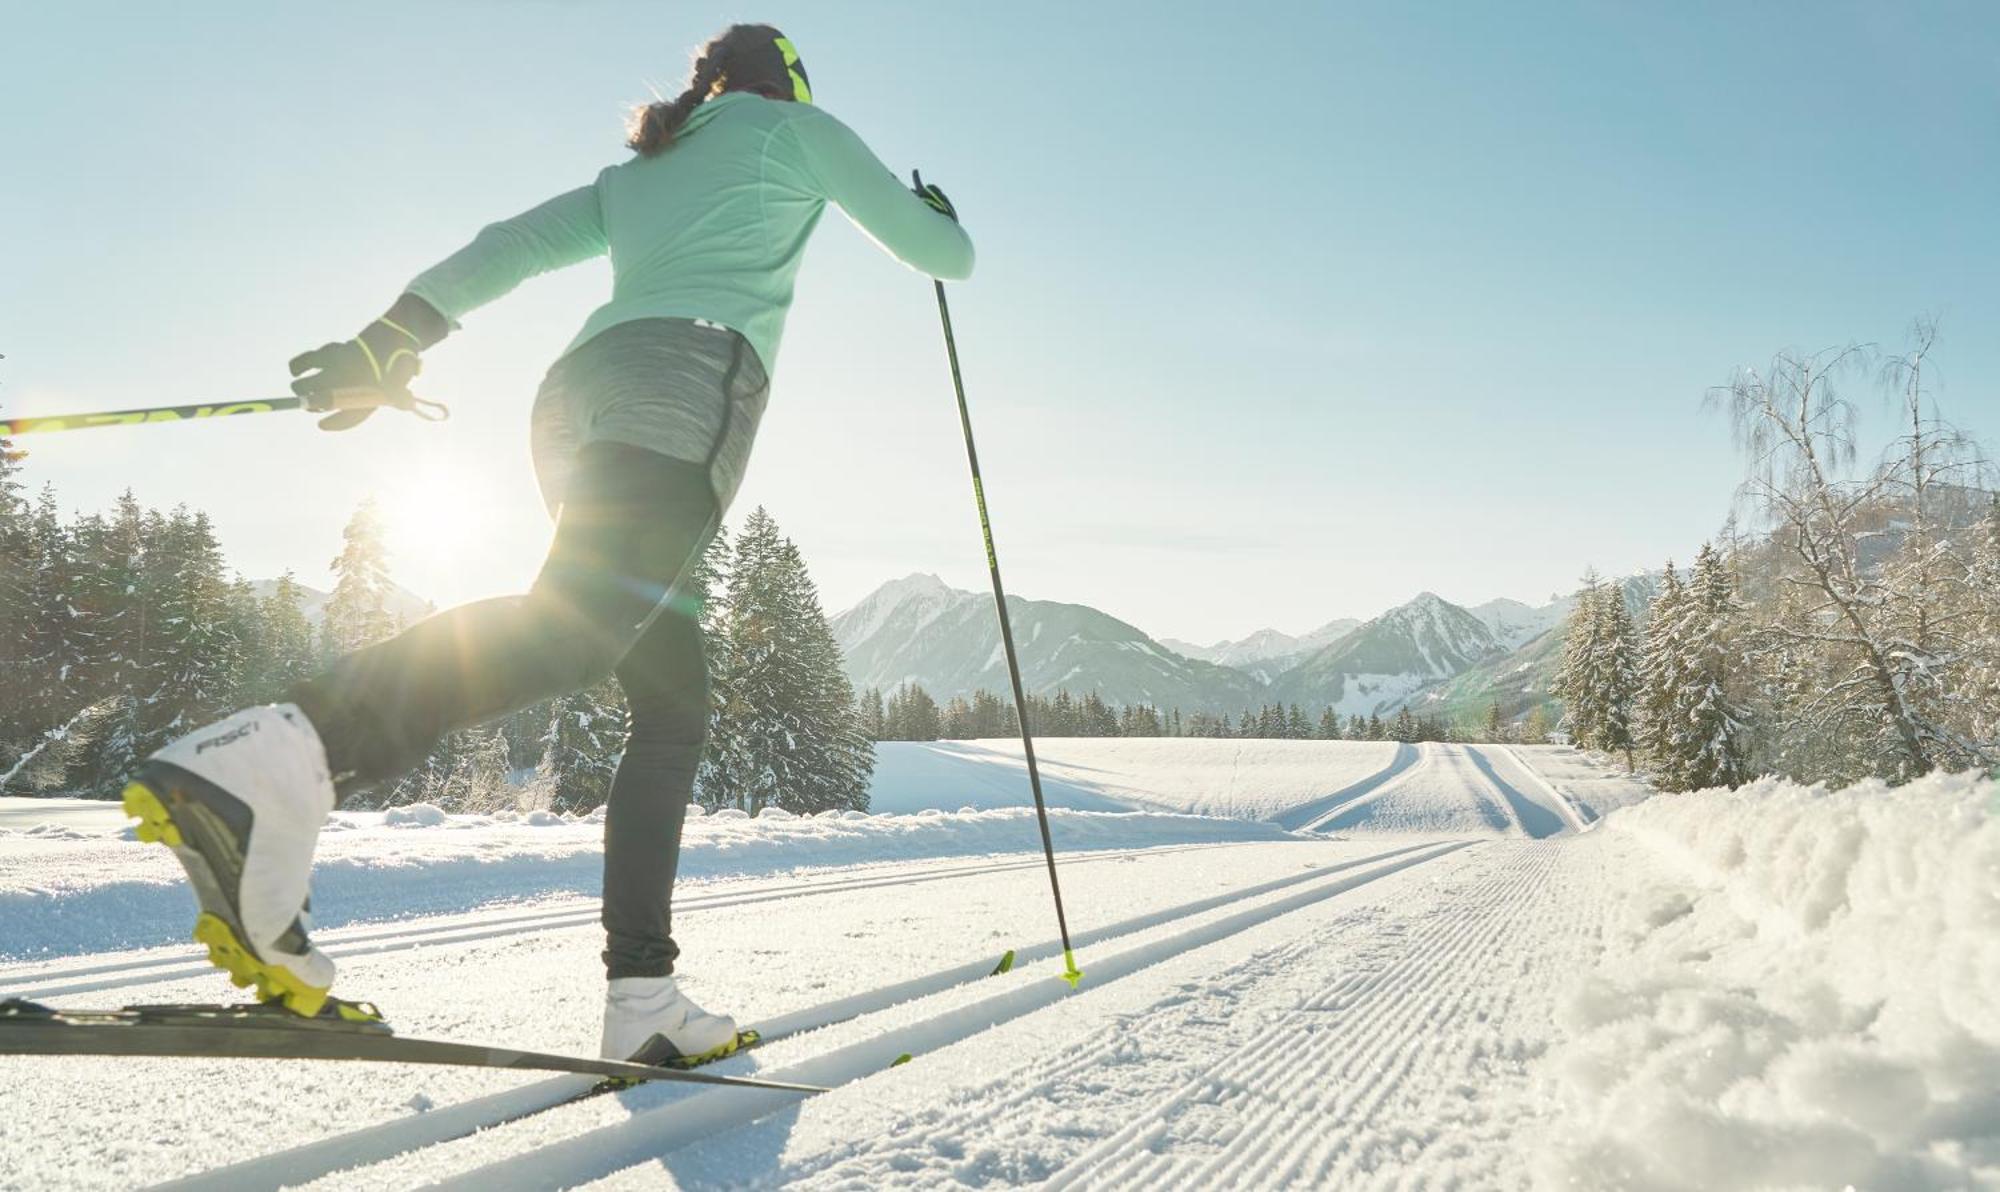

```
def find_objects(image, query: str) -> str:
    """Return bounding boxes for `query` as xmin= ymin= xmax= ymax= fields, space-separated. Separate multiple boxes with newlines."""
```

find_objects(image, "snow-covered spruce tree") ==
xmin=10 ymin=487 xmax=89 ymax=768
xmin=1553 ymin=574 xmax=1638 ymax=764
xmin=1637 ymin=562 xmax=1693 ymax=788
xmin=1597 ymin=586 xmax=1639 ymax=768
xmin=1319 ymin=707 xmax=1343 ymax=740
xmin=534 ymin=685 xmax=626 ymax=812
xmin=1552 ymin=571 xmax=1609 ymax=748
xmin=71 ymin=494 xmax=152 ymax=791
xmin=256 ymin=571 xmax=319 ymax=696
xmin=970 ymin=689 xmax=1011 ymax=737
xmin=1672 ymin=544 xmax=1754 ymax=788
xmin=145 ymin=508 xmax=243 ymax=745
xmin=706 ymin=508 xmax=872 ymax=813
xmin=321 ymin=497 xmax=398 ymax=657
xmin=0 ymin=436 xmax=29 ymax=768
xmin=857 ymin=687 xmax=886 ymax=741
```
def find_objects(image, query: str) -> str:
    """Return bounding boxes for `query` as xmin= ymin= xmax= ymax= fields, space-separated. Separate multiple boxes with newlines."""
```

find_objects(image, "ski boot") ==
xmin=601 ymin=976 xmax=742 ymax=1068
xmin=122 ymin=704 xmax=339 ymax=1017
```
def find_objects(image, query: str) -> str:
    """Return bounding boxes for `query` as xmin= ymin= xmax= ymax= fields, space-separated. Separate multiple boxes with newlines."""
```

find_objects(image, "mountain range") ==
xmin=830 ymin=573 xmax=1620 ymax=722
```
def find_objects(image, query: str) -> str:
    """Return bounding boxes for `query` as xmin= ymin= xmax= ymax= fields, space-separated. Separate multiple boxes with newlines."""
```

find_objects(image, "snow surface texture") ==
xmin=0 ymin=801 xmax=1291 ymax=961
xmin=868 ymin=737 xmax=1401 ymax=821
xmin=1546 ymin=770 xmax=2000 ymax=1189
xmin=14 ymin=749 xmax=1980 ymax=1190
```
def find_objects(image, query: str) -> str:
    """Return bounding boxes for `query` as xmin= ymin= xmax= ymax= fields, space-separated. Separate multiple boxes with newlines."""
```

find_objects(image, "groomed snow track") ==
xmin=158 ymin=839 xmax=1475 ymax=1191
xmin=0 ymin=840 xmax=1249 ymax=1003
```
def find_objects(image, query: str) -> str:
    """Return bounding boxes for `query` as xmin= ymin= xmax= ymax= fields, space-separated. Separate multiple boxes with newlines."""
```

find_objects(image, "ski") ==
xmin=0 ymin=999 xmax=824 ymax=1093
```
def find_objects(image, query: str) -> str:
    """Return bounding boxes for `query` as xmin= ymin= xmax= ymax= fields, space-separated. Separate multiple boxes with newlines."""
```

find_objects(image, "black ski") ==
xmin=0 ymin=999 xmax=823 ymax=1093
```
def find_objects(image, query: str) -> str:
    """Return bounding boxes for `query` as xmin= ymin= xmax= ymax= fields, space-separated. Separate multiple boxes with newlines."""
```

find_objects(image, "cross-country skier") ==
xmin=120 ymin=23 xmax=972 ymax=1068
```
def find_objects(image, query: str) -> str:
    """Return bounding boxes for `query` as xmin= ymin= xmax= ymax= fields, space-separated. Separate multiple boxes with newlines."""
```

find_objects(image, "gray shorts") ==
xmin=530 ymin=317 xmax=771 ymax=515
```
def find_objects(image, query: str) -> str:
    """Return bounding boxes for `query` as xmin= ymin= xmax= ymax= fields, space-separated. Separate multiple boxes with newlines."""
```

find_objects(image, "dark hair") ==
xmin=627 ymin=23 xmax=799 ymax=156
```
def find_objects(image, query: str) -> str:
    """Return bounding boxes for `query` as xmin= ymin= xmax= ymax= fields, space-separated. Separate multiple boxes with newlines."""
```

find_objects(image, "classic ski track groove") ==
xmin=161 ymin=839 xmax=1467 ymax=1191
xmin=1298 ymin=743 xmax=1441 ymax=833
xmin=407 ymin=840 xmax=1475 ymax=1192
xmin=1049 ymin=841 xmax=1578 ymax=1188
xmin=1303 ymin=744 xmax=1574 ymax=839
xmin=1498 ymin=744 xmax=1596 ymax=831
xmin=1 ymin=840 xmax=1247 ymax=999
xmin=1271 ymin=742 xmax=1421 ymax=831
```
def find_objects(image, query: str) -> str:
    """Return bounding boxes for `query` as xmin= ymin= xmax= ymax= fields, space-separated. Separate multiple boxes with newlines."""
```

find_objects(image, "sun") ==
xmin=376 ymin=459 xmax=502 ymax=585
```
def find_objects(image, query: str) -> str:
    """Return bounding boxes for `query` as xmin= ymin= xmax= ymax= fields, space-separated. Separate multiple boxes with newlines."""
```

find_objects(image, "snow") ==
xmin=1544 ymin=769 xmax=2000 ymax=1189
xmin=5 ymin=752 xmax=1991 ymax=1190
xmin=0 ymin=800 xmax=1296 ymax=962
xmin=868 ymin=738 xmax=1403 ymax=822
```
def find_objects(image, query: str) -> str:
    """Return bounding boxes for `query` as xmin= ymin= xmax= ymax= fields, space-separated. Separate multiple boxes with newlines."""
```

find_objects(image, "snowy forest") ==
xmin=1553 ymin=327 xmax=1999 ymax=790
xmin=863 ymin=682 xmax=1486 ymax=745
xmin=0 ymin=441 xmax=873 ymax=815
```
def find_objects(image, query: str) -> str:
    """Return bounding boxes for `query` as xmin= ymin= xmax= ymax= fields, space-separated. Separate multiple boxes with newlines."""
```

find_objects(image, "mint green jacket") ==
xmin=405 ymin=92 xmax=974 ymax=375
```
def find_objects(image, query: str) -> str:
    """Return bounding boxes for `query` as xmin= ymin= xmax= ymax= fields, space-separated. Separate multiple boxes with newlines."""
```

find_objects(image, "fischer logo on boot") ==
xmin=194 ymin=721 xmax=260 ymax=754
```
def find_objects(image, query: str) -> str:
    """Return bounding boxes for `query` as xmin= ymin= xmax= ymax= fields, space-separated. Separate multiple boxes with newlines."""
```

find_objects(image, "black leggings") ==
xmin=290 ymin=440 xmax=716 ymax=978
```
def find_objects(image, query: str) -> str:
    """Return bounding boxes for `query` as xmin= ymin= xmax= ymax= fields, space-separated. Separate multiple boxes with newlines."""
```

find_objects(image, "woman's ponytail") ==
xmin=625 ymin=24 xmax=802 ymax=156
xmin=627 ymin=54 xmax=724 ymax=156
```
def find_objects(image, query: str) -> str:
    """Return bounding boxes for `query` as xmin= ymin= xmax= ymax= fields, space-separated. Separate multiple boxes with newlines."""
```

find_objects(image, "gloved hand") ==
xmin=289 ymin=294 xmax=451 ymax=431
xmin=911 ymin=169 xmax=958 ymax=222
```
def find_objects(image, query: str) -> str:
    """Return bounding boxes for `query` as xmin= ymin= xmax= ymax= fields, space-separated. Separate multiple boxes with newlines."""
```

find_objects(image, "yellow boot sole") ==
xmin=123 ymin=780 xmax=333 ymax=1019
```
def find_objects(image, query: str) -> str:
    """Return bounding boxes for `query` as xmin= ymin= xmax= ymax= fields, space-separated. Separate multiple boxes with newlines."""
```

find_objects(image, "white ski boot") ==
xmin=601 ymin=976 xmax=741 ymax=1067
xmin=124 ymin=704 xmax=340 ymax=1017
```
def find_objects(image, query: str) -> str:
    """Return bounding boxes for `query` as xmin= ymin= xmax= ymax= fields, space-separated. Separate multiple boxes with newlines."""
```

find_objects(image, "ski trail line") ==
xmin=162 ymin=840 xmax=1460 ymax=1192
xmin=1460 ymin=745 xmax=1567 ymax=838
xmin=1297 ymin=742 xmax=1435 ymax=833
xmin=1271 ymin=742 xmax=1421 ymax=831
xmin=2 ymin=840 xmax=1247 ymax=999
xmin=1047 ymin=840 xmax=1588 ymax=1189
xmin=1496 ymin=744 xmax=1596 ymax=831
xmin=412 ymin=840 xmax=1472 ymax=1192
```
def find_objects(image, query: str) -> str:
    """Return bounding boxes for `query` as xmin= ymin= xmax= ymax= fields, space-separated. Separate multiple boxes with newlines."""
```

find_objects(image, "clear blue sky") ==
xmin=3 ymin=2 xmax=1995 ymax=643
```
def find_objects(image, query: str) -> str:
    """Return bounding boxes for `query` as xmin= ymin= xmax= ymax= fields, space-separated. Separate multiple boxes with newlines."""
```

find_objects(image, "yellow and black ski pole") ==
xmin=0 ymin=397 xmax=306 ymax=436
xmin=921 ymin=198 xmax=1083 ymax=989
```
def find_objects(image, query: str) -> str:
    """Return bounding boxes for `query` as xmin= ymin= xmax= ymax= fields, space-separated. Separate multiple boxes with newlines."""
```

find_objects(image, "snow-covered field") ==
xmin=1 ymin=744 xmax=1993 ymax=1190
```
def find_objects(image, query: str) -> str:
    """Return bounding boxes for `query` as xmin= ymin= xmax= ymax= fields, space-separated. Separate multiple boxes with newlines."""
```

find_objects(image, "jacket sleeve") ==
xmin=783 ymin=109 xmax=974 ymax=281
xmin=405 ymin=182 xmax=608 ymax=322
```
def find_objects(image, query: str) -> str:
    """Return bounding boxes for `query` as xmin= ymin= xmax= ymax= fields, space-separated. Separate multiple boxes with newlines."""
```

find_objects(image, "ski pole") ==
xmin=0 ymin=391 xmax=449 ymax=437
xmin=918 ymin=173 xmax=1082 ymax=989
xmin=0 ymin=397 xmax=307 ymax=436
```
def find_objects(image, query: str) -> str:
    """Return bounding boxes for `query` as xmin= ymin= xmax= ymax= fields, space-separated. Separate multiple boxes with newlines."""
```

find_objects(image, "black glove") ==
xmin=289 ymin=294 xmax=451 ymax=431
xmin=911 ymin=169 xmax=958 ymax=222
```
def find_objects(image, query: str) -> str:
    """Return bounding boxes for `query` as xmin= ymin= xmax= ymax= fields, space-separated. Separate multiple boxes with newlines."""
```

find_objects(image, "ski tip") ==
xmin=990 ymin=949 xmax=1016 ymax=976
xmin=890 ymin=1053 xmax=912 ymax=1068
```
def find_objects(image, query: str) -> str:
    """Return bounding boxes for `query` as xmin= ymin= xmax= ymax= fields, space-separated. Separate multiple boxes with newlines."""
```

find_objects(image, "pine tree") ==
xmin=1318 ymin=707 xmax=1342 ymax=740
xmin=1365 ymin=712 xmax=1383 ymax=741
xmin=941 ymin=695 xmax=974 ymax=739
xmin=1637 ymin=562 xmax=1693 ymax=787
xmin=1391 ymin=707 xmax=1417 ymax=742
xmin=535 ymin=685 xmax=625 ymax=811
xmin=859 ymin=687 xmax=886 ymax=741
xmin=1552 ymin=571 xmax=1608 ymax=747
xmin=322 ymin=497 xmax=397 ymax=656
xmin=1679 ymin=543 xmax=1753 ymax=789
xmin=705 ymin=509 xmax=873 ymax=813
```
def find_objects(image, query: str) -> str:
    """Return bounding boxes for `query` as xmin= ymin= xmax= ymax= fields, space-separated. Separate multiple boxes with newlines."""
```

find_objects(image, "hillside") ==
xmin=1268 ymin=592 xmax=1507 ymax=715
xmin=831 ymin=574 xmax=1265 ymax=712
